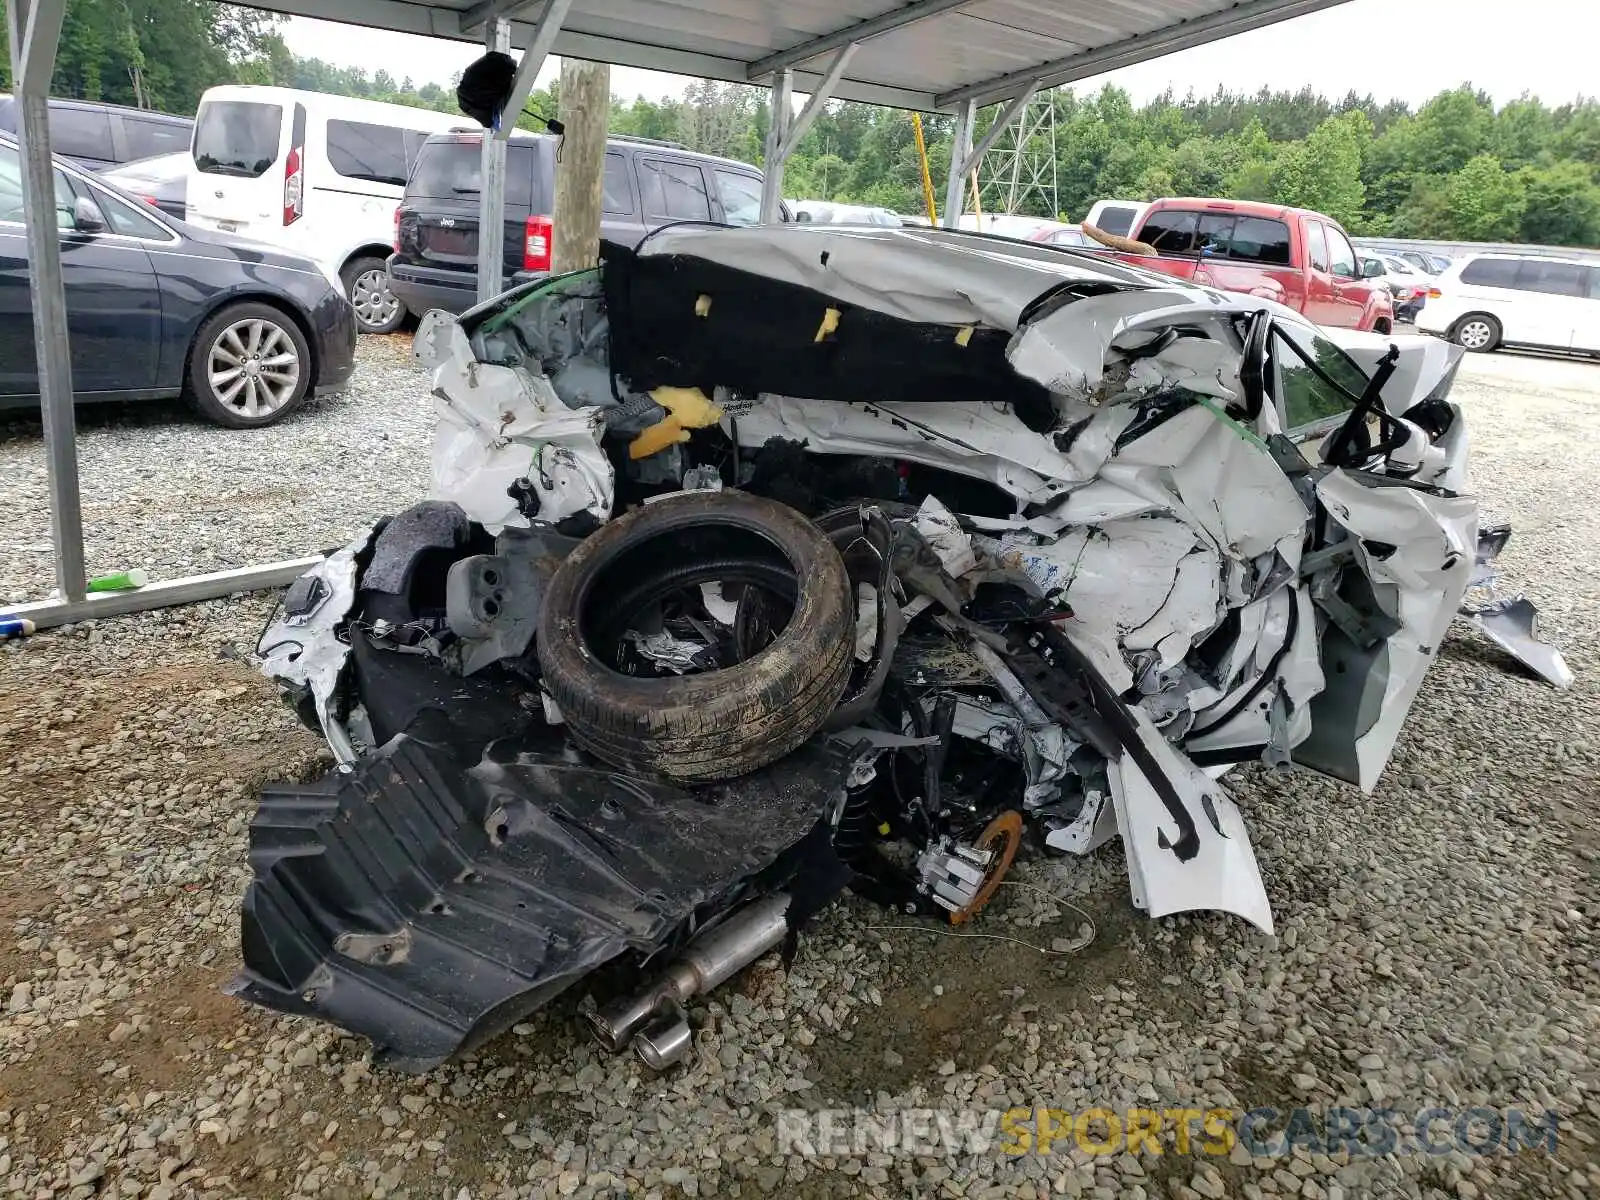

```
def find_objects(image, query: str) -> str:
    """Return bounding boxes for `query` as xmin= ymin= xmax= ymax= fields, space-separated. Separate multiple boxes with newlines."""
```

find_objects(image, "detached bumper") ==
xmin=387 ymin=256 xmax=550 ymax=317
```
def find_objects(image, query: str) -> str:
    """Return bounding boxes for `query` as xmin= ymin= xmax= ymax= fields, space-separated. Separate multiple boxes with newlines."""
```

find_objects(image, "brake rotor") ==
xmin=949 ymin=809 xmax=1023 ymax=925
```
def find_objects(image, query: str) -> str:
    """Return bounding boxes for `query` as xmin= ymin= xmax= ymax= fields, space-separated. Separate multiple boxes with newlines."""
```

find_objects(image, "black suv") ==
xmin=387 ymin=131 xmax=775 ymax=315
xmin=0 ymin=95 xmax=192 ymax=171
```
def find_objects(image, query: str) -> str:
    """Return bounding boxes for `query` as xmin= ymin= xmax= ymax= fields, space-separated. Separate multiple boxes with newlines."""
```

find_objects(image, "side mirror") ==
xmin=72 ymin=196 xmax=106 ymax=234
xmin=1361 ymin=260 xmax=1384 ymax=278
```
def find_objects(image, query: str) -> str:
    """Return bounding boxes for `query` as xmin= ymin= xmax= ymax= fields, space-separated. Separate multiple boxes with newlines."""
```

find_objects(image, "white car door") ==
xmin=1576 ymin=266 xmax=1600 ymax=352
xmin=1514 ymin=259 xmax=1586 ymax=348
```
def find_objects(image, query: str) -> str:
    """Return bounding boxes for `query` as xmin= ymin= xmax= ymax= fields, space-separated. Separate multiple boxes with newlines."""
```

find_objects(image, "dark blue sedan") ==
xmin=0 ymin=132 xmax=355 ymax=428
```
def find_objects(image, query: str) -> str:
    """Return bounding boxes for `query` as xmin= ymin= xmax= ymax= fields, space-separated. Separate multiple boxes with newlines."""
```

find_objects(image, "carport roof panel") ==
xmin=245 ymin=0 xmax=1353 ymax=111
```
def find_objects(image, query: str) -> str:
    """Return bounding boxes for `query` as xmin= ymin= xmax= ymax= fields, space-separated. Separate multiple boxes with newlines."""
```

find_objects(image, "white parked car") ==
xmin=186 ymin=86 xmax=462 ymax=333
xmin=1358 ymin=250 xmax=1431 ymax=322
xmin=1417 ymin=252 xmax=1600 ymax=355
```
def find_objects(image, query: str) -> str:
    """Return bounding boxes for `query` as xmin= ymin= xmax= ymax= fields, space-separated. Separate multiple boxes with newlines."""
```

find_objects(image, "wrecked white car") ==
xmin=237 ymin=226 xmax=1568 ymax=1072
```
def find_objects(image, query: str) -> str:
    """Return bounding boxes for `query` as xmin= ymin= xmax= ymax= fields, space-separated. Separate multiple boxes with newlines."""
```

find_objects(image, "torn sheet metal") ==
xmin=1009 ymin=291 xmax=1243 ymax=401
xmin=1460 ymin=597 xmax=1574 ymax=689
xmin=732 ymin=394 xmax=1094 ymax=508
xmin=1455 ymin=523 xmax=1571 ymax=688
xmin=1110 ymin=709 xmax=1274 ymax=935
xmin=425 ymin=311 xmax=614 ymax=533
xmin=257 ymin=535 xmax=368 ymax=767
xmin=1295 ymin=471 xmax=1477 ymax=791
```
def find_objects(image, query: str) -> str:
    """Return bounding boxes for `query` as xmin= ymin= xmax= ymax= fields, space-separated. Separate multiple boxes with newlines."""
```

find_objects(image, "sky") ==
xmin=280 ymin=0 xmax=1594 ymax=112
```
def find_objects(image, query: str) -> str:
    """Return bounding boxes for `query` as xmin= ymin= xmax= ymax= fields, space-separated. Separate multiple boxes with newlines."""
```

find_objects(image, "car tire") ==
xmin=186 ymin=302 xmax=312 ymax=429
xmin=1452 ymin=314 xmax=1501 ymax=353
xmin=343 ymin=255 xmax=407 ymax=334
xmin=537 ymin=491 xmax=854 ymax=782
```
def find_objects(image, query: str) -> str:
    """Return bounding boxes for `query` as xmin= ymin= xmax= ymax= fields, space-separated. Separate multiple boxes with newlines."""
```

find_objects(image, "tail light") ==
xmin=393 ymin=207 xmax=401 ymax=254
xmin=139 ymin=194 xmax=158 ymax=208
xmin=523 ymin=214 xmax=553 ymax=272
xmin=283 ymin=145 xmax=303 ymax=226
xmin=284 ymin=104 xmax=307 ymax=226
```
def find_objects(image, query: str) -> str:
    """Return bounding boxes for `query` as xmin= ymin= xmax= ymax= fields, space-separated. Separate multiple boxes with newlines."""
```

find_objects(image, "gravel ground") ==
xmin=1 ymin=344 xmax=1596 ymax=1200
xmin=0 ymin=335 xmax=432 ymax=606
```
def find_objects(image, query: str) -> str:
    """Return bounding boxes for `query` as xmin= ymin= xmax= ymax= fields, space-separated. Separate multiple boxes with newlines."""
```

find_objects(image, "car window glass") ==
xmin=639 ymin=159 xmax=711 ymax=221
xmin=602 ymin=152 xmax=633 ymax=215
xmin=1140 ymin=209 xmax=1198 ymax=253
xmin=93 ymin=186 xmax=169 ymax=239
xmin=0 ymin=146 xmax=77 ymax=228
xmin=1274 ymin=323 xmax=1369 ymax=431
xmin=194 ymin=100 xmax=282 ymax=178
xmin=1326 ymin=227 xmax=1358 ymax=278
xmin=1097 ymin=205 xmax=1138 ymax=236
xmin=1306 ymin=222 xmax=1329 ymax=272
xmin=1460 ymin=257 xmax=1520 ymax=288
xmin=120 ymin=116 xmax=190 ymax=160
xmin=406 ymin=138 xmax=537 ymax=208
xmin=402 ymin=129 xmax=432 ymax=176
xmin=1515 ymin=259 xmax=1587 ymax=297
xmin=1588 ymin=268 xmax=1600 ymax=300
xmin=714 ymin=170 xmax=761 ymax=225
xmin=48 ymin=106 xmax=114 ymax=161
xmin=327 ymin=120 xmax=411 ymax=187
xmin=1196 ymin=213 xmax=1234 ymax=257
xmin=1227 ymin=217 xmax=1291 ymax=266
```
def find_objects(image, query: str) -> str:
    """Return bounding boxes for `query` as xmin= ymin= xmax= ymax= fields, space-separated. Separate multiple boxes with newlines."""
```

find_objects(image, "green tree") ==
xmin=1517 ymin=161 xmax=1600 ymax=245
xmin=1268 ymin=110 xmax=1370 ymax=226
xmin=1447 ymin=154 xmax=1527 ymax=241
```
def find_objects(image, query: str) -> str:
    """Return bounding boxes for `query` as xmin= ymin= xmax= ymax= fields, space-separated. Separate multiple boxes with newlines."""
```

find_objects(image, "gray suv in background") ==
xmin=387 ymin=131 xmax=775 ymax=316
xmin=0 ymin=95 xmax=192 ymax=171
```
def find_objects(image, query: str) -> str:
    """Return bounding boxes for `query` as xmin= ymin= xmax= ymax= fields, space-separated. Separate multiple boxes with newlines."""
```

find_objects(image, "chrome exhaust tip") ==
xmin=585 ymin=893 xmax=791 ymax=1068
xmin=631 ymin=1004 xmax=693 ymax=1070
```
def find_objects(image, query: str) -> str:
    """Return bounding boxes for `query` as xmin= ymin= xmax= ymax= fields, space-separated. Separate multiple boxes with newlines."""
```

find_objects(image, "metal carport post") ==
xmin=7 ymin=0 xmax=84 ymax=605
xmin=469 ymin=0 xmax=574 ymax=304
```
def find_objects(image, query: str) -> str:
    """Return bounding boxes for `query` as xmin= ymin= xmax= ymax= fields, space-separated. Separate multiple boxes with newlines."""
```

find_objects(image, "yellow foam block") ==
xmin=628 ymin=386 xmax=726 ymax=460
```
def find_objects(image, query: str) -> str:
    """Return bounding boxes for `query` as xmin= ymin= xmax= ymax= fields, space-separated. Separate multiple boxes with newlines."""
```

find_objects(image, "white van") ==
xmin=187 ymin=86 xmax=462 ymax=332
xmin=1417 ymin=252 xmax=1600 ymax=355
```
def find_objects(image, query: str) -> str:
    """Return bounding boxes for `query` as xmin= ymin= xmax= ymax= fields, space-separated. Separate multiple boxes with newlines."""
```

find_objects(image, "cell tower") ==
xmin=977 ymin=92 xmax=1059 ymax=217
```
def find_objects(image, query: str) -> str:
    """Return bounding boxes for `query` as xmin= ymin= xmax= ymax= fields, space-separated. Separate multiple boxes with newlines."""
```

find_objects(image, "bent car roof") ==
xmin=635 ymin=222 xmax=1236 ymax=329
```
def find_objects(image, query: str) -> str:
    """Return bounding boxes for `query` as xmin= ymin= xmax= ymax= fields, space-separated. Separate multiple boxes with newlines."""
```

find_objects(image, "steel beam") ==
xmin=495 ymin=0 xmax=574 ymax=142
xmin=476 ymin=17 xmax=511 ymax=305
xmin=3 ymin=559 xmax=323 ymax=632
xmin=459 ymin=0 xmax=535 ymax=33
xmin=748 ymin=0 xmax=974 ymax=78
xmin=231 ymin=0 xmax=940 ymax=112
xmin=955 ymin=84 xmax=1038 ymax=179
xmin=759 ymin=69 xmax=793 ymax=225
xmin=941 ymin=98 xmax=974 ymax=229
xmin=778 ymin=43 xmax=855 ymax=159
xmin=938 ymin=0 xmax=1352 ymax=108
xmin=8 ymin=0 xmax=86 ymax=603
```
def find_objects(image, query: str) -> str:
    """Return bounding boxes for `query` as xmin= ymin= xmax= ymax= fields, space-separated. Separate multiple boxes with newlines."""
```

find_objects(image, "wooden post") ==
xmin=551 ymin=57 xmax=610 ymax=274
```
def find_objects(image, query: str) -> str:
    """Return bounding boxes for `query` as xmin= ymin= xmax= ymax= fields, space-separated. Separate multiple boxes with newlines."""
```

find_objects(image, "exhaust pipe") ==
xmin=586 ymin=893 xmax=790 ymax=1068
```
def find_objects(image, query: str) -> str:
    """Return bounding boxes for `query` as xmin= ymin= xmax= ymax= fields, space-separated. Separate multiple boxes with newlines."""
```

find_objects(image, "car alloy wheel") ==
xmin=1457 ymin=319 xmax=1494 ymax=350
xmin=351 ymin=267 xmax=402 ymax=331
xmin=208 ymin=316 xmax=302 ymax=419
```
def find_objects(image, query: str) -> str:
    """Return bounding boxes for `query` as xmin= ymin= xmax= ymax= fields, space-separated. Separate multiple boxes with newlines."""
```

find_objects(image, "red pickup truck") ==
xmin=1101 ymin=198 xmax=1394 ymax=332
